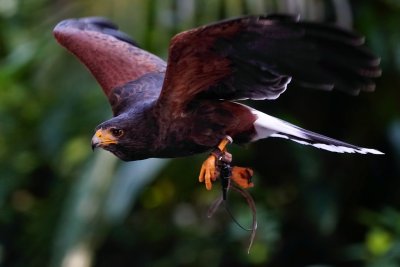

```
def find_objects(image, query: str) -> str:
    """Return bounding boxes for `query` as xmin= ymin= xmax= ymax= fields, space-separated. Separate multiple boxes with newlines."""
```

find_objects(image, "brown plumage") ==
xmin=53 ymin=14 xmax=382 ymax=167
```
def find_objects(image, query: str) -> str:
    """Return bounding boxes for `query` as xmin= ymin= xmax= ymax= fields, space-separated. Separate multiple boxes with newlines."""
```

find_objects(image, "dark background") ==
xmin=0 ymin=0 xmax=399 ymax=266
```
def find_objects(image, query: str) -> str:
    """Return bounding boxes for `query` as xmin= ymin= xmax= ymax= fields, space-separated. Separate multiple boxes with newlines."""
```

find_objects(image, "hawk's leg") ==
xmin=199 ymin=136 xmax=254 ymax=190
xmin=198 ymin=136 xmax=232 ymax=190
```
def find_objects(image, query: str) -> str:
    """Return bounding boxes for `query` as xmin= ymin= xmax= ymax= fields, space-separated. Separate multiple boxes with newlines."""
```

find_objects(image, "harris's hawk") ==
xmin=53 ymin=15 xmax=383 ymax=191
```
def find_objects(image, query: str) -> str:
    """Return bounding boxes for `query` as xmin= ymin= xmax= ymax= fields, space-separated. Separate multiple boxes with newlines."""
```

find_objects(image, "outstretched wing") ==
xmin=156 ymin=14 xmax=380 ymax=116
xmin=53 ymin=17 xmax=167 ymax=115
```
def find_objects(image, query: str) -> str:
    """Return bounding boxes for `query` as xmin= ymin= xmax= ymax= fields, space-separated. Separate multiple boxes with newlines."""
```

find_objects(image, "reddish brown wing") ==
xmin=53 ymin=17 xmax=166 ymax=113
xmin=156 ymin=14 xmax=380 ymax=117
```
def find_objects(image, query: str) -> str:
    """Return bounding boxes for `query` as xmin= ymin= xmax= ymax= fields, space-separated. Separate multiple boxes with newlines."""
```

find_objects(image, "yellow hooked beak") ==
xmin=91 ymin=129 xmax=118 ymax=150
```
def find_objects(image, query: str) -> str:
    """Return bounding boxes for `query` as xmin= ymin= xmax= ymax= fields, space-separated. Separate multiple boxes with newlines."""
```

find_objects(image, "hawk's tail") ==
xmin=249 ymin=108 xmax=383 ymax=154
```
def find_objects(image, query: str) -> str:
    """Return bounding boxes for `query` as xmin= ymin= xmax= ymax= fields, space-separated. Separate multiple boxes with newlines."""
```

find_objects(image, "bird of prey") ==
xmin=53 ymin=14 xmax=383 ymax=191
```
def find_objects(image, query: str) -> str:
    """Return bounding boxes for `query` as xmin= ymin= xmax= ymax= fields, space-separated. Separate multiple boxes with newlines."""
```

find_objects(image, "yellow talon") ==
xmin=198 ymin=155 xmax=218 ymax=190
xmin=231 ymin=166 xmax=254 ymax=189
xmin=198 ymin=136 xmax=232 ymax=190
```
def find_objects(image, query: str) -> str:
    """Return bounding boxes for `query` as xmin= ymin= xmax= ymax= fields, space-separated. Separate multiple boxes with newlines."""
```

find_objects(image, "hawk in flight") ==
xmin=54 ymin=14 xmax=383 ymax=191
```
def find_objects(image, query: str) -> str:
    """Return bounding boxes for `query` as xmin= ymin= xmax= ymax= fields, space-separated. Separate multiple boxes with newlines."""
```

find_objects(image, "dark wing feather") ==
xmin=156 ymin=14 xmax=380 ymax=116
xmin=53 ymin=17 xmax=167 ymax=114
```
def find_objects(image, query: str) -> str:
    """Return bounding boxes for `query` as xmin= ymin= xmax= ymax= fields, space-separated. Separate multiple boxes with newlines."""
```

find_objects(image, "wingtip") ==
xmin=53 ymin=18 xmax=78 ymax=32
xmin=53 ymin=17 xmax=139 ymax=47
xmin=361 ymin=148 xmax=384 ymax=155
xmin=53 ymin=17 xmax=116 ymax=32
xmin=53 ymin=18 xmax=80 ymax=42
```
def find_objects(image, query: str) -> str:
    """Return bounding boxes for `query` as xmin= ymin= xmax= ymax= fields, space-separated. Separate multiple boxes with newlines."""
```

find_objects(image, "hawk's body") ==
xmin=53 ymin=15 xmax=382 ymax=163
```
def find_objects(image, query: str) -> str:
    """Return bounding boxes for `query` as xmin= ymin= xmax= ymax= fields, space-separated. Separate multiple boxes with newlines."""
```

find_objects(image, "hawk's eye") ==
xmin=110 ymin=128 xmax=124 ymax=138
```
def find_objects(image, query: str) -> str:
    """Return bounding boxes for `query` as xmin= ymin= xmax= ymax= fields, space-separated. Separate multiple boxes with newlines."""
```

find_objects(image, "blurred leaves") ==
xmin=0 ymin=0 xmax=399 ymax=267
xmin=343 ymin=208 xmax=400 ymax=266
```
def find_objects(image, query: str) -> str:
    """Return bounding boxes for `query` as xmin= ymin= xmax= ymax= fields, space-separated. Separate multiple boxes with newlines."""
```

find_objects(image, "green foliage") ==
xmin=0 ymin=0 xmax=399 ymax=266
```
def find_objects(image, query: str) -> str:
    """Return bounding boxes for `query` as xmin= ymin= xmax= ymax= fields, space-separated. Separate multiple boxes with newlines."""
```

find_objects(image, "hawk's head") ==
xmin=91 ymin=111 xmax=156 ymax=161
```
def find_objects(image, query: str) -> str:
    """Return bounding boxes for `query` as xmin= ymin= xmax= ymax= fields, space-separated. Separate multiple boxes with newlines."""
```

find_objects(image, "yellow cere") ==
xmin=95 ymin=129 xmax=119 ymax=145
